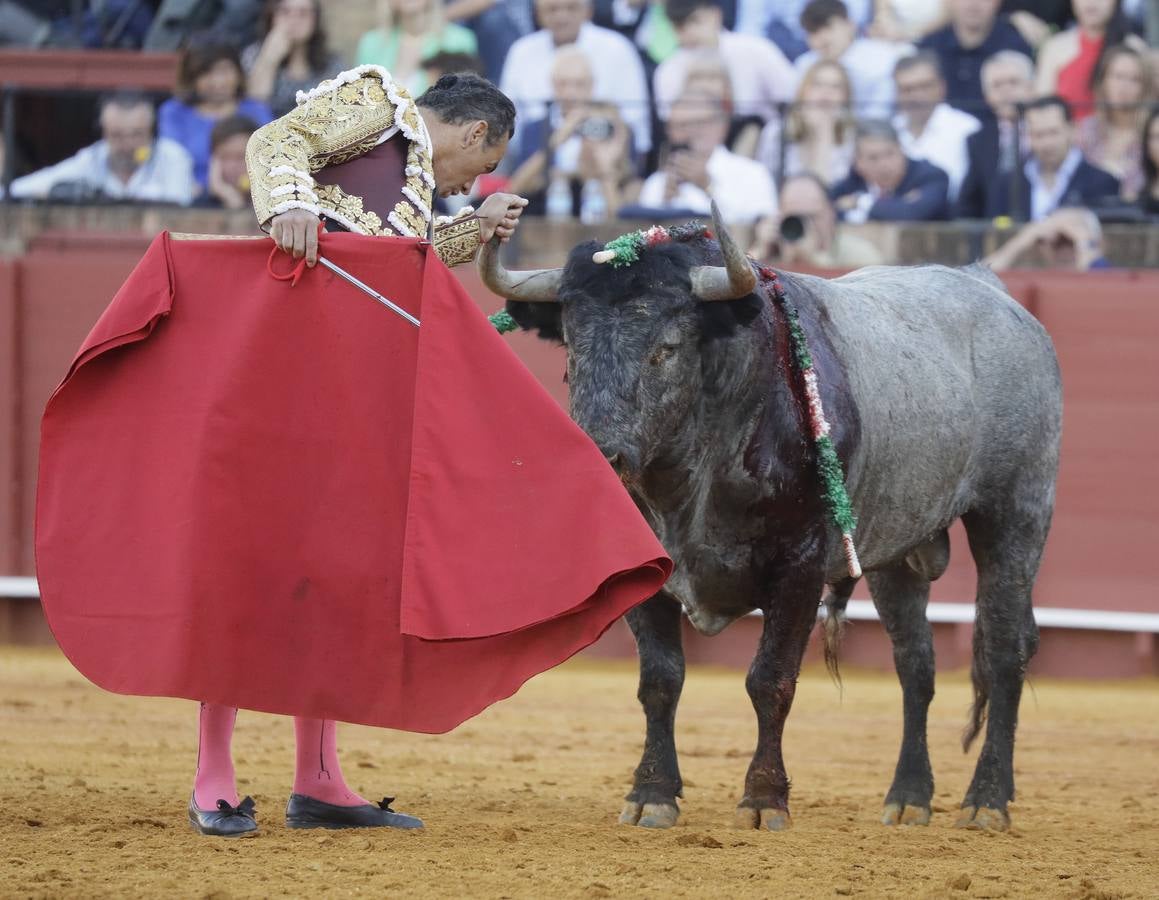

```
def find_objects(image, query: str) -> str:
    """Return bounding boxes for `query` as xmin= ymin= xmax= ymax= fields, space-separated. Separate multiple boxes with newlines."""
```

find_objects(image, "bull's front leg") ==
xmin=736 ymin=574 xmax=823 ymax=831
xmin=620 ymin=592 xmax=685 ymax=829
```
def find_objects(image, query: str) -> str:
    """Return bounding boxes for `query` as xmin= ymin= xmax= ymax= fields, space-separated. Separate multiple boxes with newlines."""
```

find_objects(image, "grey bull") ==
xmin=478 ymin=209 xmax=1062 ymax=832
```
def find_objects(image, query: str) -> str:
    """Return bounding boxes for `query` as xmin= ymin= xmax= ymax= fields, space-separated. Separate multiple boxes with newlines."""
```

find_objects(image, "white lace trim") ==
xmin=270 ymin=184 xmax=318 ymax=202
xmin=269 ymin=198 xmax=322 ymax=219
xmin=317 ymin=205 xmax=369 ymax=236
xmin=388 ymin=210 xmax=417 ymax=237
xmin=434 ymin=206 xmax=476 ymax=227
xmin=268 ymin=165 xmax=313 ymax=181
xmin=294 ymin=64 xmax=396 ymax=106
xmin=400 ymin=185 xmax=432 ymax=222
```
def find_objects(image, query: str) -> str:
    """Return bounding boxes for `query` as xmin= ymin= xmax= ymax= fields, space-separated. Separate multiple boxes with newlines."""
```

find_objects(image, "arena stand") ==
xmin=0 ymin=17 xmax=1157 ymax=679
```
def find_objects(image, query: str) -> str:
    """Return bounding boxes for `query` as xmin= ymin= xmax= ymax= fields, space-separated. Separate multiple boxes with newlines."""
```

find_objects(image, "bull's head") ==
xmin=479 ymin=203 xmax=760 ymax=480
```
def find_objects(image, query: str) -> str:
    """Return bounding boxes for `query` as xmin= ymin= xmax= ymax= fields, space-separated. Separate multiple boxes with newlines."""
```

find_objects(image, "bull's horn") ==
xmin=477 ymin=237 xmax=562 ymax=303
xmin=690 ymin=201 xmax=757 ymax=302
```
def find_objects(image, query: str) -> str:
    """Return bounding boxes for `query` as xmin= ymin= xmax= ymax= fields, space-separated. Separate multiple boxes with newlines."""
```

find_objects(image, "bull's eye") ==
xmin=649 ymin=344 xmax=680 ymax=366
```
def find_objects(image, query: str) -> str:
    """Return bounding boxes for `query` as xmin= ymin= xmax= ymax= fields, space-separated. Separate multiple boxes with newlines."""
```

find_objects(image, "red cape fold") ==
xmin=35 ymin=232 xmax=671 ymax=733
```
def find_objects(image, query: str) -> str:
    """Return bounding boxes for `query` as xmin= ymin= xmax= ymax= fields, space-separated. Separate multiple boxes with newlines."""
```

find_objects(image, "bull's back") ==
xmin=793 ymin=265 xmax=1061 ymax=575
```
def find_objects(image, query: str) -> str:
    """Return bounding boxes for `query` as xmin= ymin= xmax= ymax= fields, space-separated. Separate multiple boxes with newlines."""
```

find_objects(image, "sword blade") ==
xmin=317 ymin=256 xmax=421 ymax=328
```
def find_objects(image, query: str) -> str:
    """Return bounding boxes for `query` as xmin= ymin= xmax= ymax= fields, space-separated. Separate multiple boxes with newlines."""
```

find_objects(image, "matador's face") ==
xmin=432 ymin=121 xmax=508 ymax=198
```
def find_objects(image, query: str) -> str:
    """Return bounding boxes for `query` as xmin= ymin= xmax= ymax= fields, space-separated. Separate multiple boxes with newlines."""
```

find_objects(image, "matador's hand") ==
xmin=476 ymin=193 xmax=529 ymax=244
xmin=270 ymin=208 xmax=322 ymax=266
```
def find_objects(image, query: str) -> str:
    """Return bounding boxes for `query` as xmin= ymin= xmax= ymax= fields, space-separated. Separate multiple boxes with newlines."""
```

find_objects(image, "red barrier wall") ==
xmin=1 ymin=240 xmax=1156 ymax=675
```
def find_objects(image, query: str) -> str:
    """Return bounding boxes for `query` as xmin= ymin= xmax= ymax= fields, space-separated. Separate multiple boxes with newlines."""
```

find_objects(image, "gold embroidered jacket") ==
xmin=245 ymin=64 xmax=481 ymax=267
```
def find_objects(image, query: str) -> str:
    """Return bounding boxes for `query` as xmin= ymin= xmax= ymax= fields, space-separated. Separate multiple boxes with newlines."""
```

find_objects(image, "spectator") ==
xmin=1001 ymin=0 xmax=1073 ymax=49
xmin=653 ymin=0 xmax=797 ymax=124
xmin=749 ymin=172 xmax=885 ymax=267
xmin=195 ymin=115 xmax=259 ymax=209
xmin=355 ymin=0 xmax=479 ymax=97
xmin=144 ymin=0 xmax=265 ymax=51
xmin=830 ymin=119 xmax=950 ymax=221
xmin=159 ymin=43 xmax=273 ymax=190
xmin=1015 ymin=95 xmax=1120 ymax=219
xmin=243 ymin=0 xmax=342 ymax=117
xmin=677 ymin=52 xmax=765 ymax=157
xmin=1035 ymin=0 xmax=1146 ymax=121
xmin=636 ymin=91 xmax=777 ymax=224
xmin=421 ymin=51 xmax=488 ymax=83
xmin=985 ymin=206 xmax=1110 ymax=269
xmin=9 ymin=92 xmax=194 ymax=205
xmin=735 ymin=0 xmax=872 ymax=63
xmin=499 ymin=0 xmax=651 ymax=156
xmin=958 ymin=49 xmax=1034 ymax=217
xmin=918 ymin=0 xmax=1033 ymax=119
xmin=795 ymin=0 xmax=913 ymax=119
xmin=892 ymin=51 xmax=981 ymax=202
xmin=449 ymin=0 xmax=527 ymax=85
xmin=1076 ymin=44 xmax=1152 ymax=199
xmin=1139 ymin=104 xmax=1159 ymax=216
xmin=756 ymin=59 xmax=855 ymax=187
xmin=869 ymin=0 xmax=950 ymax=43
xmin=506 ymin=46 xmax=635 ymax=219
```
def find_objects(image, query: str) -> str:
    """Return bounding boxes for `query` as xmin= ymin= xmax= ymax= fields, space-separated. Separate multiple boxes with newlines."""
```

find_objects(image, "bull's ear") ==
xmin=505 ymin=299 xmax=565 ymax=344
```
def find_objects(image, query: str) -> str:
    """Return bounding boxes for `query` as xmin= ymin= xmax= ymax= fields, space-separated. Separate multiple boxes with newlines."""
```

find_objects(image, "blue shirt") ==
xmin=918 ymin=19 xmax=1033 ymax=120
xmin=158 ymin=97 xmax=273 ymax=188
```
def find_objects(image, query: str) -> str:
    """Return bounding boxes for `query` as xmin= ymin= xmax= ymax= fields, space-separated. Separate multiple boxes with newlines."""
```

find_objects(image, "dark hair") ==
xmin=99 ymin=90 xmax=154 ymax=117
xmin=1024 ymin=94 xmax=1073 ymax=123
xmin=853 ymin=118 xmax=900 ymax=146
xmin=894 ymin=49 xmax=944 ymax=82
xmin=800 ymin=0 xmax=849 ymax=34
xmin=417 ymin=74 xmax=516 ymax=145
xmin=176 ymin=43 xmax=245 ymax=103
xmin=1089 ymin=0 xmax=1136 ymax=92
xmin=421 ymin=51 xmax=487 ymax=78
xmin=1141 ymin=104 xmax=1159 ymax=190
xmin=665 ymin=0 xmax=718 ymax=29
xmin=210 ymin=114 xmax=258 ymax=151
xmin=260 ymin=0 xmax=330 ymax=74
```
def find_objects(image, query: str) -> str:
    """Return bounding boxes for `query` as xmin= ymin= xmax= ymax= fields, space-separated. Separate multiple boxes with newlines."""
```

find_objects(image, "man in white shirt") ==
xmin=795 ymin=0 xmax=912 ymax=119
xmin=653 ymin=0 xmax=797 ymax=123
xmin=891 ymin=51 xmax=981 ymax=203
xmin=10 ymin=92 xmax=194 ymax=205
xmin=499 ymin=0 xmax=651 ymax=155
xmin=637 ymin=91 xmax=777 ymax=225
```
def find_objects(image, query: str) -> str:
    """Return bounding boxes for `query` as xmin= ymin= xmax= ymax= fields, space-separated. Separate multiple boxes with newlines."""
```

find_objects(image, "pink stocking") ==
xmin=292 ymin=717 xmax=368 ymax=806
xmin=193 ymin=703 xmax=239 ymax=810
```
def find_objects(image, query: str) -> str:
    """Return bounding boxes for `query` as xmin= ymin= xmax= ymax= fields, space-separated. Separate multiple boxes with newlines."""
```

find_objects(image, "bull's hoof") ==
xmin=733 ymin=806 xmax=791 ymax=831
xmin=954 ymin=805 xmax=1010 ymax=832
xmin=882 ymin=802 xmax=931 ymax=826
xmin=619 ymin=801 xmax=679 ymax=829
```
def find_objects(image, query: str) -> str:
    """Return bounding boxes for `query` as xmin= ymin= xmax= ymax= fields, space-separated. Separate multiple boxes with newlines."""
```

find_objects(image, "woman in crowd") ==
xmin=194 ymin=114 xmax=259 ymax=209
xmin=243 ymin=0 xmax=342 ymax=117
xmin=1076 ymin=45 xmax=1152 ymax=199
xmin=159 ymin=43 xmax=272 ymax=189
xmin=756 ymin=59 xmax=854 ymax=188
xmin=356 ymin=0 xmax=478 ymax=97
xmin=1035 ymin=0 xmax=1145 ymax=120
xmin=1138 ymin=105 xmax=1159 ymax=216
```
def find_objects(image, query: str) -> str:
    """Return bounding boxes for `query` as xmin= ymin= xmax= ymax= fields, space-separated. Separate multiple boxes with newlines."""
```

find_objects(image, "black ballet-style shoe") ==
xmin=285 ymin=794 xmax=424 ymax=830
xmin=188 ymin=795 xmax=259 ymax=837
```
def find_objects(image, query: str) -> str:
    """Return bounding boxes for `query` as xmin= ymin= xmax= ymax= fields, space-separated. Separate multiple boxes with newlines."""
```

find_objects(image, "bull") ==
xmin=478 ymin=207 xmax=1061 ymax=832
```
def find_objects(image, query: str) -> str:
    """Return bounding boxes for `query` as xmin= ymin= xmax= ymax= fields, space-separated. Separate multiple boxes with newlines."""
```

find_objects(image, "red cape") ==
xmin=36 ymin=232 xmax=670 ymax=733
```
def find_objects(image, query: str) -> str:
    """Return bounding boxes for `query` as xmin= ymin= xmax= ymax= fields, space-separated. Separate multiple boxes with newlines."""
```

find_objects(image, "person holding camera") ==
xmin=749 ymin=172 xmax=883 ymax=267
xmin=506 ymin=45 xmax=635 ymax=219
xmin=9 ymin=92 xmax=195 ymax=205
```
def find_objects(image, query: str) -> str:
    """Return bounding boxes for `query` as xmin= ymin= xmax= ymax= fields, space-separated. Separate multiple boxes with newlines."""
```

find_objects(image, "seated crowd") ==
xmin=3 ymin=0 xmax=1158 ymax=269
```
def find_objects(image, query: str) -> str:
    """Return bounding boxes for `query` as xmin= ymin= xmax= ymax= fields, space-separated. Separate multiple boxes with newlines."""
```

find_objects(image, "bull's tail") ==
xmin=822 ymin=577 xmax=858 ymax=688
xmin=962 ymin=616 xmax=989 ymax=751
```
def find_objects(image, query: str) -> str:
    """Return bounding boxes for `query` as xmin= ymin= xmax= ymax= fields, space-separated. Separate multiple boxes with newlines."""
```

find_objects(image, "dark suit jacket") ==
xmin=970 ymin=153 xmax=1121 ymax=220
xmin=958 ymin=120 xmax=1005 ymax=219
xmin=830 ymin=158 xmax=951 ymax=222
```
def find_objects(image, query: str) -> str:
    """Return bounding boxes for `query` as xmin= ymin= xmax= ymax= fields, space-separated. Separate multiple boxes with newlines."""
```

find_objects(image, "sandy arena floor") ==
xmin=1 ymin=647 xmax=1156 ymax=899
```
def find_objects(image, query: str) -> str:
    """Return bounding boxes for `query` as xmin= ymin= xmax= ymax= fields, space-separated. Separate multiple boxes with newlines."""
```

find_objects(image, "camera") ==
xmin=577 ymin=116 xmax=614 ymax=141
xmin=779 ymin=214 xmax=807 ymax=243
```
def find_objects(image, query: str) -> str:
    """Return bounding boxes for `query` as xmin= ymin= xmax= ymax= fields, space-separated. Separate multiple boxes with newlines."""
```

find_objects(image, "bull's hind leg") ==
xmin=867 ymin=565 xmax=936 ymax=826
xmin=735 ymin=580 xmax=820 ymax=832
xmin=956 ymin=504 xmax=1047 ymax=831
xmin=621 ymin=592 xmax=685 ymax=829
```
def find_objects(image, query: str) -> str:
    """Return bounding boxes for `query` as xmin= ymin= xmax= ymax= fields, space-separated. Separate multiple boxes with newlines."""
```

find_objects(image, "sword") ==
xmin=317 ymin=256 xmax=421 ymax=328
